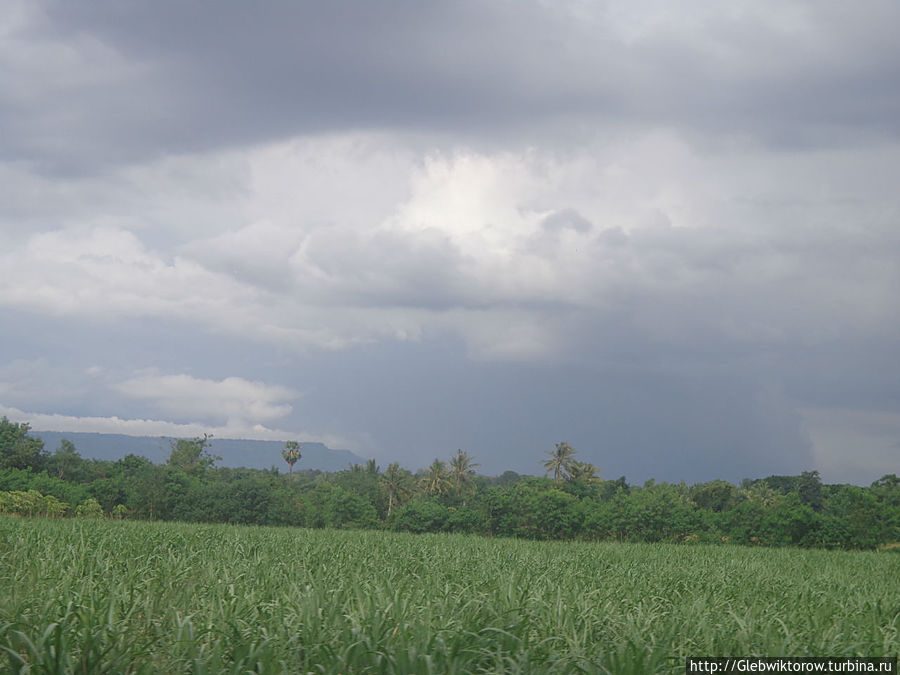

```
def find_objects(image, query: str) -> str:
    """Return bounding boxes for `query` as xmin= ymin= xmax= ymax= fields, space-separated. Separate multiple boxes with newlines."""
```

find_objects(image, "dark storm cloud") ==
xmin=6 ymin=1 xmax=900 ymax=172
xmin=254 ymin=338 xmax=813 ymax=482
xmin=7 ymin=1 xmax=597 ymax=169
xmin=0 ymin=308 xmax=811 ymax=482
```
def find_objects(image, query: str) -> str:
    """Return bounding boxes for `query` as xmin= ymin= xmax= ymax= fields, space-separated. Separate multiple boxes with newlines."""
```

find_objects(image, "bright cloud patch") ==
xmin=0 ymin=226 xmax=257 ymax=318
xmin=114 ymin=374 xmax=298 ymax=426
xmin=1 ymin=134 xmax=898 ymax=364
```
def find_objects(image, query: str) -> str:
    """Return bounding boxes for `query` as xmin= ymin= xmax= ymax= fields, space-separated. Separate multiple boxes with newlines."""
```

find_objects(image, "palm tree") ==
xmin=380 ymin=462 xmax=413 ymax=517
xmin=449 ymin=449 xmax=479 ymax=498
xmin=543 ymin=441 xmax=576 ymax=483
xmin=742 ymin=482 xmax=779 ymax=507
xmin=420 ymin=459 xmax=450 ymax=496
xmin=567 ymin=460 xmax=602 ymax=485
xmin=282 ymin=441 xmax=301 ymax=474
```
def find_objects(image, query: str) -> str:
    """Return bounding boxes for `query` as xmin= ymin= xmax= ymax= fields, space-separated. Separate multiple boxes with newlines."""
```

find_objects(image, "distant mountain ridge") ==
xmin=30 ymin=431 xmax=367 ymax=472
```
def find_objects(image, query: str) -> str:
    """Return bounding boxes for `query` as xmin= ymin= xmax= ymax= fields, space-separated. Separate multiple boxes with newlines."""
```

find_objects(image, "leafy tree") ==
xmin=125 ymin=464 xmax=181 ymax=520
xmin=448 ymin=450 xmax=479 ymax=499
xmin=380 ymin=462 xmax=414 ymax=517
xmin=116 ymin=453 xmax=154 ymax=476
xmin=531 ymin=489 xmax=584 ymax=539
xmin=420 ymin=459 xmax=450 ymax=496
xmin=167 ymin=435 xmax=219 ymax=476
xmin=759 ymin=494 xmax=821 ymax=546
xmin=304 ymin=483 xmax=378 ymax=529
xmin=542 ymin=442 xmax=576 ymax=483
xmin=89 ymin=476 xmax=130 ymax=513
xmin=0 ymin=467 xmax=89 ymax=507
xmin=282 ymin=441 xmax=302 ymax=474
xmin=45 ymin=439 xmax=87 ymax=482
xmin=445 ymin=506 xmax=484 ymax=534
xmin=798 ymin=470 xmax=824 ymax=511
xmin=267 ymin=484 xmax=305 ymax=527
xmin=483 ymin=470 xmax=523 ymax=488
xmin=761 ymin=475 xmax=803 ymax=494
xmin=600 ymin=476 xmax=630 ymax=501
xmin=333 ymin=468 xmax=386 ymax=518
xmin=205 ymin=476 xmax=284 ymax=526
xmin=390 ymin=499 xmax=450 ymax=533
xmin=819 ymin=485 xmax=883 ymax=549
xmin=619 ymin=483 xmax=700 ymax=543
xmin=718 ymin=499 xmax=768 ymax=545
xmin=483 ymin=481 xmax=584 ymax=540
xmin=871 ymin=474 xmax=899 ymax=490
xmin=691 ymin=480 xmax=736 ymax=512
xmin=0 ymin=417 xmax=47 ymax=471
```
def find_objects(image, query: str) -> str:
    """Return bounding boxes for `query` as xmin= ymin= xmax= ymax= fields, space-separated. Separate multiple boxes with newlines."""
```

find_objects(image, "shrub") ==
xmin=75 ymin=497 xmax=104 ymax=518
xmin=0 ymin=489 xmax=69 ymax=517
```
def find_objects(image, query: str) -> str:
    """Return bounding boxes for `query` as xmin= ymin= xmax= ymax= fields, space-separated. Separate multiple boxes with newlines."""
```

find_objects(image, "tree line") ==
xmin=1 ymin=418 xmax=898 ymax=550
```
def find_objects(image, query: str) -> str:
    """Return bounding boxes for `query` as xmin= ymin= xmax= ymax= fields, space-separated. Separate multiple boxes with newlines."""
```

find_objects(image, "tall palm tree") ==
xmin=420 ymin=459 xmax=450 ymax=496
xmin=449 ymin=449 xmax=479 ymax=498
xmin=282 ymin=441 xmax=301 ymax=474
xmin=543 ymin=441 xmax=576 ymax=483
xmin=380 ymin=462 xmax=413 ymax=517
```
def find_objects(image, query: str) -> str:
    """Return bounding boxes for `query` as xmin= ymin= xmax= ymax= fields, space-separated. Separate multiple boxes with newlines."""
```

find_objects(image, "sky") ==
xmin=1 ymin=0 xmax=898 ymax=484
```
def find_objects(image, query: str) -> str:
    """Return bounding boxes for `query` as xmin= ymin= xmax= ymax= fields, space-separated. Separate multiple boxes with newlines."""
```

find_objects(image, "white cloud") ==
xmin=0 ymin=226 xmax=257 ymax=317
xmin=2 ymin=133 xmax=898 ymax=364
xmin=113 ymin=373 xmax=298 ymax=426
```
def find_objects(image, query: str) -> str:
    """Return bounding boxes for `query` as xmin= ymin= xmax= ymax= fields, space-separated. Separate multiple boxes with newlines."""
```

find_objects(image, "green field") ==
xmin=0 ymin=518 xmax=897 ymax=674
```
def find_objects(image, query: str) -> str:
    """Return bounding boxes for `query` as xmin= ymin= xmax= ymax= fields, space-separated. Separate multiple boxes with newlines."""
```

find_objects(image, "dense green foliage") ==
xmin=1 ymin=518 xmax=897 ymax=674
xmin=1 ymin=418 xmax=898 ymax=549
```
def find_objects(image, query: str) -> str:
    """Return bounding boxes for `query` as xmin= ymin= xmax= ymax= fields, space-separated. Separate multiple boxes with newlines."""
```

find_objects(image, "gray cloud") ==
xmin=541 ymin=209 xmax=593 ymax=234
xmin=4 ymin=1 xmax=900 ymax=173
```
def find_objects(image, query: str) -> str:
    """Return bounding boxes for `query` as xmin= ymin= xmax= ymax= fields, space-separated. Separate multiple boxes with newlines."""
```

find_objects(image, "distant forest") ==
xmin=1 ymin=418 xmax=898 ymax=550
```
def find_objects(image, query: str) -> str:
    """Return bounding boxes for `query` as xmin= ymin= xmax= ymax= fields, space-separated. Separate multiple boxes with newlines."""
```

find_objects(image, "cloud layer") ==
xmin=0 ymin=1 xmax=897 ymax=483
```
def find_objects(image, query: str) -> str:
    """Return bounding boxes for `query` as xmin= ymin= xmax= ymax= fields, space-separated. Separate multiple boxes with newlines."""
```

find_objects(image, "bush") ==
xmin=0 ymin=489 xmax=69 ymax=517
xmin=75 ymin=497 xmax=104 ymax=518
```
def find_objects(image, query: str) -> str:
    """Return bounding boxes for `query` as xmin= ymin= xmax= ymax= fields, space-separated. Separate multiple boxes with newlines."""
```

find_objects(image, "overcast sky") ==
xmin=1 ymin=0 xmax=898 ymax=484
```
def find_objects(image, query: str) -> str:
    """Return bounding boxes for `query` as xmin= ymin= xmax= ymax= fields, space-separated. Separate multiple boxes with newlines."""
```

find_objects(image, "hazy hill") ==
xmin=31 ymin=431 xmax=367 ymax=472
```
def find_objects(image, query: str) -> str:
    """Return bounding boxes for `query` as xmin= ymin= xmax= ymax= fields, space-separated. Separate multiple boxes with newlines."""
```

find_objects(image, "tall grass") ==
xmin=0 ymin=517 xmax=897 ymax=673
